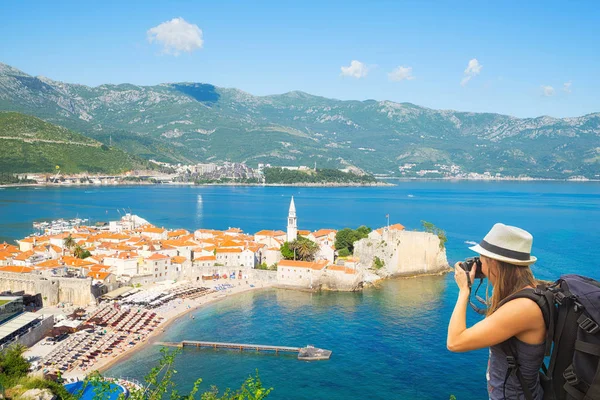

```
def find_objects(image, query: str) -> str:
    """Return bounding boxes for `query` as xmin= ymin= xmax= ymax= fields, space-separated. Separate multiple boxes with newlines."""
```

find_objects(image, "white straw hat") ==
xmin=469 ymin=223 xmax=537 ymax=266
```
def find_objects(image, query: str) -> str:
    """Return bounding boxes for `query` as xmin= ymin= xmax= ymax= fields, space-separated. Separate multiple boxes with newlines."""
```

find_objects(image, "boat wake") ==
xmin=464 ymin=240 xmax=477 ymax=245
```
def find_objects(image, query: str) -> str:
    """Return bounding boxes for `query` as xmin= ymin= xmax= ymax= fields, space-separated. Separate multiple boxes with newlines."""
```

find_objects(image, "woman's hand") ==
xmin=453 ymin=261 xmax=475 ymax=292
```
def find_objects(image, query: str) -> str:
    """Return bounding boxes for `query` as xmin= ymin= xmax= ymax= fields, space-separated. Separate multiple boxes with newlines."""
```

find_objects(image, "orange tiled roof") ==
xmin=162 ymin=239 xmax=197 ymax=248
xmin=0 ymin=265 xmax=33 ymax=273
xmin=216 ymin=247 xmax=242 ymax=253
xmin=168 ymin=229 xmax=189 ymax=238
xmin=88 ymin=271 xmax=111 ymax=280
xmin=146 ymin=253 xmax=170 ymax=260
xmin=142 ymin=226 xmax=166 ymax=234
xmin=35 ymin=259 xmax=63 ymax=269
xmin=312 ymin=229 xmax=337 ymax=238
xmin=219 ymin=240 xmax=243 ymax=248
xmin=277 ymin=260 xmax=328 ymax=270
xmin=194 ymin=255 xmax=216 ymax=261
xmin=0 ymin=243 xmax=20 ymax=254
xmin=116 ymin=251 xmax=139 ymax=260
xmin=13 ymin=250 xmax=34 ymax=261
xmin=61 ymin=256 xmax=94 ymax=267
xmin=254 ymin=230 xmax=285 ymax=237
xmin=89 ymin=264 xmax=111 ymax=271
xmin=389 ymin=223 xmax=405 ymax=231
xmin=247 ymin=244 xmax=265 ymax=253
xmin=171 ymin=256 xmax=188 ymax=264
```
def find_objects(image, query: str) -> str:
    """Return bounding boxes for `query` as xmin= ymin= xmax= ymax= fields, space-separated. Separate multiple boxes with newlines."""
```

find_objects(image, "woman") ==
xmin=447 ymin=223 xmax=546 ymax=400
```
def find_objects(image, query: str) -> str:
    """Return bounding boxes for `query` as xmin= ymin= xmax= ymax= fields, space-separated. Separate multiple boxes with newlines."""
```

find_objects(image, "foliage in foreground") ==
xmin=0 ymin=345 xmax=271 ymax=400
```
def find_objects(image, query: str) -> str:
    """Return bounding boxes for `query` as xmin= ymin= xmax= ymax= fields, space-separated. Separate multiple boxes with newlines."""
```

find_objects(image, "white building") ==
xmin=277 ymin=260 xmax=328 ymax=288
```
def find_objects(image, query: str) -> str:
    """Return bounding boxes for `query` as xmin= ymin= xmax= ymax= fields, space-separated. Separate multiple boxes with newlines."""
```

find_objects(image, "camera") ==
xmin=460 ymin=257 xmax=484 ymax=279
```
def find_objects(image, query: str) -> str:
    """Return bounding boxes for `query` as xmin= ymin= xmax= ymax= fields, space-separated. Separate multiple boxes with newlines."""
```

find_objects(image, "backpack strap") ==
xmin=497 ymin=287 xmax=554 ymax=400
xmin=500 ymin=339 xmax=535 ymax=400
xmin=499 ymin=286 xmax=555 ymax=355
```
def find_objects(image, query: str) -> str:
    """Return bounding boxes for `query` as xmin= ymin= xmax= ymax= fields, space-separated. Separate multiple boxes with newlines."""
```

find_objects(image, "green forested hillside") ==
xmin=1 ymin=63 xmax=599 ymax=178
xmin=0 ymin=112 xmax=140 ymax=173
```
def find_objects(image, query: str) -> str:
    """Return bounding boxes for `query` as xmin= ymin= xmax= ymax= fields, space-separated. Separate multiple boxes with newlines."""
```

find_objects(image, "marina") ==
xmin=157 ymin=340 xmax=332 ymax=360
xmin=33 ymin=218 xmax=89 ymax=235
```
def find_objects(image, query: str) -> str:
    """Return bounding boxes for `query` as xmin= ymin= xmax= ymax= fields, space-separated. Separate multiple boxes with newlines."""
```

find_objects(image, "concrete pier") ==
xmin=156 ymin=340 xmax=331 ymax=360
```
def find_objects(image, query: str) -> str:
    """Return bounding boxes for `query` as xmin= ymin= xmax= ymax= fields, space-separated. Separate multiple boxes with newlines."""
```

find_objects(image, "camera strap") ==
xmin=469 ymin=278 xmax=487 ymax=315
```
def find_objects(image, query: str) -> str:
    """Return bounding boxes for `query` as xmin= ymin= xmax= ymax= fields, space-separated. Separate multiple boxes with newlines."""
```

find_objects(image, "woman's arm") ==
xmin=447 ymin=297 xmax=542 ymax=352
xmin=447 ymin=264 xmax=543 ymax=352
xmin=447 ymin=287 xmax=470 ymax=351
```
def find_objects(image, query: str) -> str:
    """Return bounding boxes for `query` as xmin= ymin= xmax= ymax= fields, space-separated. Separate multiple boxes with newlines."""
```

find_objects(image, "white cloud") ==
xmin=461 ymin=58 xmax=483 ymax=86
xmin=147 ymin=18 xmax=203 ymax=56
xmin=563 ymin=81 xmax=572 ymax=93
xmin=340 ymin=60 xmax=369 ymax=78
xmin=541 ymin=85 xmax=555 ymax=97
xmin=388 ymin=66 xmax=415 ymax=82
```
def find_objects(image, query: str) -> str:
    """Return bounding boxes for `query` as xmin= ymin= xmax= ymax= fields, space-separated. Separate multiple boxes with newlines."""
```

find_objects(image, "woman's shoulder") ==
xmin=497 ymin=296 xmax=544 ymax=321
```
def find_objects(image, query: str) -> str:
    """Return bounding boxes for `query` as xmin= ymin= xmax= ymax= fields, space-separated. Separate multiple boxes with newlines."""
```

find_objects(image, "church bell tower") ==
xmin=287 ymin=196 xmax=298 ymax=242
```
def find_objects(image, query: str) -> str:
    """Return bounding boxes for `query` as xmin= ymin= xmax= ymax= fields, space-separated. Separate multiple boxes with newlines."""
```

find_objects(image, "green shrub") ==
xmin=373 ymin=256 xmax=385 ymax=269
xmin=337 ymin=248 xmax=351 ymax=257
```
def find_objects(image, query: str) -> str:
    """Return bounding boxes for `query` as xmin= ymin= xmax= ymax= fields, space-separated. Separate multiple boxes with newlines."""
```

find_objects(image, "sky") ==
xmin=0 ymin=0 xmax=599 ymax=118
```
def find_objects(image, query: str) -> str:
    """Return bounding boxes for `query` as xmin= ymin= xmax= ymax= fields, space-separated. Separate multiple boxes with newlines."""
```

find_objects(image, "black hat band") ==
xmin=479 ymin=240 xmax=530 ymax=261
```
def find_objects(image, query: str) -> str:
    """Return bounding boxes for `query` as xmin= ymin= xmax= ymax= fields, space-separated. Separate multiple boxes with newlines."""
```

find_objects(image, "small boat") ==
xmin=297 ymin=345 xmax=332 ymax=361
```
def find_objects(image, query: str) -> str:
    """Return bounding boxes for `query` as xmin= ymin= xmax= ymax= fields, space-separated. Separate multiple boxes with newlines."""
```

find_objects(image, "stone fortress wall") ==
xmin=0 ymin=272 xmax=93 ymax=306
xmin=354 ymin=230 xmax=449 ymax=277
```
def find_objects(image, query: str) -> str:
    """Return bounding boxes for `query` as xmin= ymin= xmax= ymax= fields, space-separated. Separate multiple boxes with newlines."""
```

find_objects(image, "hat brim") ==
xmin=469 ymin=244 xmax=537 ymax=266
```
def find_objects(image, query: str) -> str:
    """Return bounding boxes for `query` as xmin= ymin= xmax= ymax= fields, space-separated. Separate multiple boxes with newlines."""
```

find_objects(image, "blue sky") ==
xmin=1 ymin=0 xmax=598 ymax=118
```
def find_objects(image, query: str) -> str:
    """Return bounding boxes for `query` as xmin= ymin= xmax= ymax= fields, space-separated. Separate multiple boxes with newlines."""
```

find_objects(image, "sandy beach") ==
xmin=94 ymin=280 xmax=272 ymax=375
xmin=24 ymin=279 xmax=273 ymax=380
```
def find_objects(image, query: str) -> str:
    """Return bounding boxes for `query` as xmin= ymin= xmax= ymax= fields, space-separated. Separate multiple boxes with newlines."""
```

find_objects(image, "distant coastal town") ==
xmin=1 ymin=162 xmax=387 ymax=187
xmin=2 ymin=160 xmax=595 ymax=188
xmin=0 ymin=197 xmax=448 ymax=382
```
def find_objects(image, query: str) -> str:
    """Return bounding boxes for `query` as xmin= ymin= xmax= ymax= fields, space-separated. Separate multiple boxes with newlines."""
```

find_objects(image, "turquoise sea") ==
xmin=1 ymin=182 xmax=599 ymax=399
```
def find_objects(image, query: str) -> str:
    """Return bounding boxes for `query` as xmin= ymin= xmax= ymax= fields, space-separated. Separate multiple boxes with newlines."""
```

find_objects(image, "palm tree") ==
xmin=73 ymin=245 xmax=90 ymax=259
xmin=290 ymin=237 xmax=319 ymax=262
xmin=63 ymin=234 xmax=75 ymax=251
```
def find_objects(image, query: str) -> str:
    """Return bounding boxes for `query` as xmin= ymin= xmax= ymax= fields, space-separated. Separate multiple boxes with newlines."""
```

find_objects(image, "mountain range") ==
xmin=1 ymin=62 xmax=598 ymax=178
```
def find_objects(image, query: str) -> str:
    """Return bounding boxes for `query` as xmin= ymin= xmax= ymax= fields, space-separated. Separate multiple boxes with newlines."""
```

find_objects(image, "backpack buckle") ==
xmin=555 ymin=291 xmax=566 ymax=305
xmin=506 ymin=355 xmax=517 ymax=369
xmin=578 ymin=316 xmax=600 ymax=334
xmin=563 ymin=366 xmax=579 ymax=385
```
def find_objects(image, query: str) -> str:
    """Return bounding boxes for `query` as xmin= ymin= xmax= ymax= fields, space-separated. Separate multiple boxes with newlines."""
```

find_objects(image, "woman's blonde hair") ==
xmin=484 ymin=255 xmax=537 ymax=316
